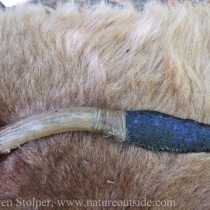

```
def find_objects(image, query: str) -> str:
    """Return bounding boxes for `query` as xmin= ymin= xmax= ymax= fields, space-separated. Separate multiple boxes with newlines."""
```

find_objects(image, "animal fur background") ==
xmin=1 ymin=0 xmax=210 ymax=209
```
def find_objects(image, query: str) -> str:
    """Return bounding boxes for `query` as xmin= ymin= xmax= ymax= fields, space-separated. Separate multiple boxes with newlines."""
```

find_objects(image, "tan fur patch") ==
xmin=1 ymin=1 xmax=210 ymax=209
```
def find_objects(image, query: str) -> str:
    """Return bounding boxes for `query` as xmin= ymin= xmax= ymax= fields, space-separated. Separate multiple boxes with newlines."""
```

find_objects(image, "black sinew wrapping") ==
xmin=125 ymin=111 xmax=210 ymax=153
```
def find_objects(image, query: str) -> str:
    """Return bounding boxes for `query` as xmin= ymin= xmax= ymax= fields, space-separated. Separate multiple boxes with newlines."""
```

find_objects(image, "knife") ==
xmin=0 ymin=107 xmax=209 ymax=154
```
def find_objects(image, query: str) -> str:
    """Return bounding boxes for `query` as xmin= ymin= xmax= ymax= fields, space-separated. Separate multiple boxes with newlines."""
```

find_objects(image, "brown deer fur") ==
xmin=0 ymin=1 xmax=210 ymax=209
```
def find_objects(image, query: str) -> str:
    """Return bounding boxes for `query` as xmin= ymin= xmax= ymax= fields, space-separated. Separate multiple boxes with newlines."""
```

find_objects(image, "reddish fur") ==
xmin=1 ymin=1 xmax=210 ymax=209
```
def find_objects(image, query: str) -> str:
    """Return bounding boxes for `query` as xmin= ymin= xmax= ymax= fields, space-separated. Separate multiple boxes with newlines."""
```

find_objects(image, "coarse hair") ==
xmin=0 ymin=1 xmax=210 ymax=209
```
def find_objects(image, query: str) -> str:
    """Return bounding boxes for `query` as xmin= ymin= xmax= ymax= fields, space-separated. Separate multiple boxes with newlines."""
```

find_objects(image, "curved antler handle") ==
xmin=0 ymin=107 xmax=126 ymax=154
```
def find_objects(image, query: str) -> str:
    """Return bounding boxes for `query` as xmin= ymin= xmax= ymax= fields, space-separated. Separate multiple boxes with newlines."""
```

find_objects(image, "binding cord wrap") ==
xmin=91 ymin=108 xmax=126 ymax=140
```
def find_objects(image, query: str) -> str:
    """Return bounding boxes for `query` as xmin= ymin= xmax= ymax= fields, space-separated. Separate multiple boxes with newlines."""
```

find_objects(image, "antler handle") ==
xmin=0 ymin=107 xmax=126 ymax=154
